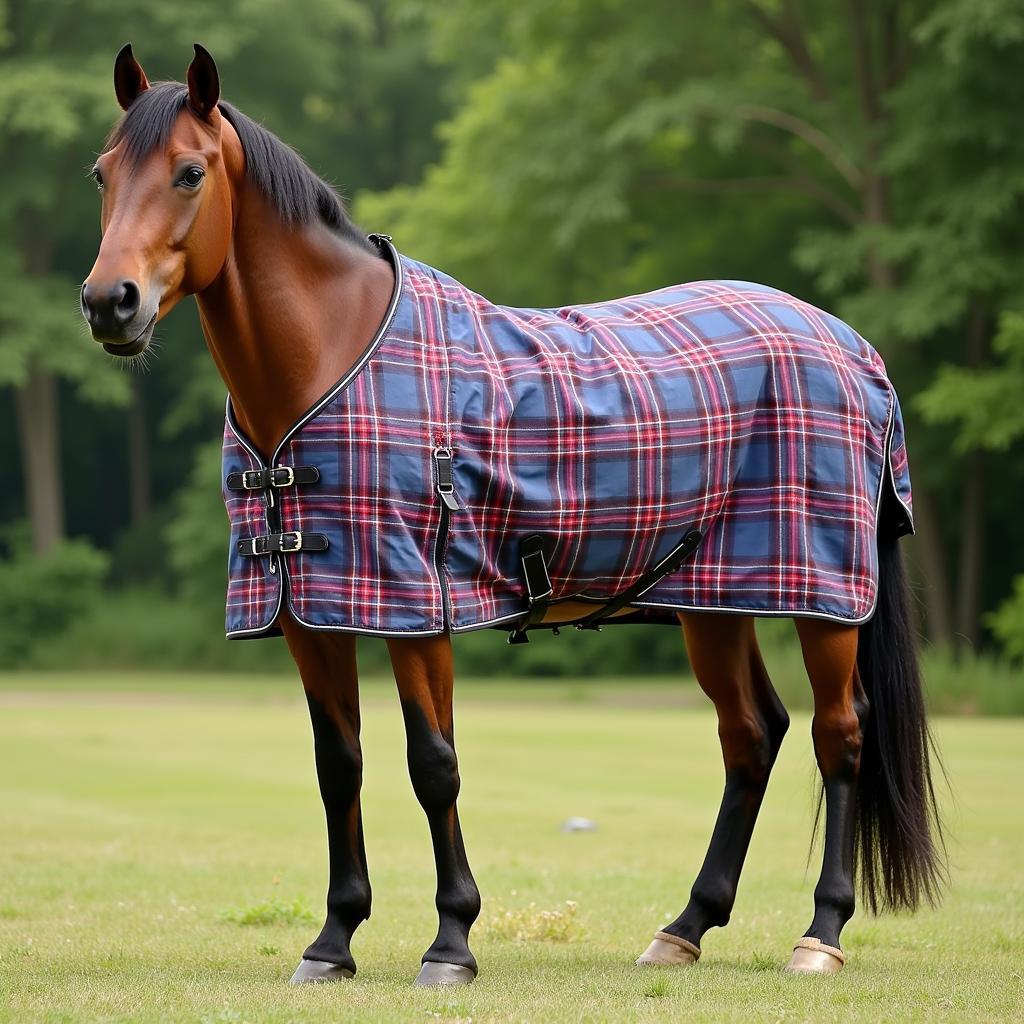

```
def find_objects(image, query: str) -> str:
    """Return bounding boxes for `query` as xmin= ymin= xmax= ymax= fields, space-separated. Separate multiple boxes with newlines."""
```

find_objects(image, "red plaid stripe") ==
xmin=222 ymin=251 xmax=913 ymax=637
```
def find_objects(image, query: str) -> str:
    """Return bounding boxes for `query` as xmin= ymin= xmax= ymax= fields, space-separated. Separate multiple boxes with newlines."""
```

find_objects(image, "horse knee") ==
xmin=406 ymin=725 xmax=461 ymax=811
xmin=308 ymin=701 xmax=363 ymax=805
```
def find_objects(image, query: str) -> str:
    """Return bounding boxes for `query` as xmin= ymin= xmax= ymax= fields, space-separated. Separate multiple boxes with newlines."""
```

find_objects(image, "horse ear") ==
xmin=114 ymin=42 xmax=150 ymax=111
xmin=186 ymin=43 xmax=220 ymax=120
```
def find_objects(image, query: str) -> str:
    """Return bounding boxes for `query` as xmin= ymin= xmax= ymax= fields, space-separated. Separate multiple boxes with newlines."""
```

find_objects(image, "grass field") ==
xmin=1 ymin=671 xmax=1022 ymax=1023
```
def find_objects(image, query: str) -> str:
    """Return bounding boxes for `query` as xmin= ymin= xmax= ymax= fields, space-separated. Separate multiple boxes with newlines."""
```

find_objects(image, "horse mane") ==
xmin=105 ymin=81 xmax=371 ymax=248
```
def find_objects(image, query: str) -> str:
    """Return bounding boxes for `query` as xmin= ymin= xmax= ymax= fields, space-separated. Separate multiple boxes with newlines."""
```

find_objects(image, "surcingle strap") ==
xmin=237 ymin=531 xmax=329 ymax=557
xmin=574 ymin=529 xmax=703 ymax=629
xmin=508 ymin=534 xmax=553 ymax=645
xmin=226 ymin=466 xmax=320 ymax=492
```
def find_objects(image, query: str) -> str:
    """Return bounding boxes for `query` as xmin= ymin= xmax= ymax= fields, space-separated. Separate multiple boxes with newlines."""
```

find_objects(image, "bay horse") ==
xmin=81 ymin=44 xmax=944 ymax=986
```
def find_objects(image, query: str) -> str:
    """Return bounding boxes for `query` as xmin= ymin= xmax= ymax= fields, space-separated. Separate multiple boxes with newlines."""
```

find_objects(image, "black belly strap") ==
xmin=507 ymin=534 xmax=554 ymax=645
xmin=507 ymin=529 xmax=703 ymax=644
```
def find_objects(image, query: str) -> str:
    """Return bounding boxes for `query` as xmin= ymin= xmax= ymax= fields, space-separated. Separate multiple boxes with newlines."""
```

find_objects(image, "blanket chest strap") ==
xmin=226 ymin=466 xmax=320 ymax=492
xmin=237 ymin=531 xmax=329 ymax=557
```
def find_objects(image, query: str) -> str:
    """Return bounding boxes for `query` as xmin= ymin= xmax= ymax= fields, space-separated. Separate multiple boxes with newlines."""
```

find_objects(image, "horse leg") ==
xmin=637 ymin=612 xmax=789 ymax=966
xmin=784 ymin=618 xmax=863 ymax=974
xmin=281 ymin=622 xmax=371 ymax=983
xmin=387 ymin=634 xmax=481 ymax=987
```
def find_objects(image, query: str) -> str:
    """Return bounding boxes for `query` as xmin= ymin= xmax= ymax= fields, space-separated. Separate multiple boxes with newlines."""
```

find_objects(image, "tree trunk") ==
xmin=953 ymin=301 xmax=990 ymax=651
xmin=14 ymin=365 xmax=65 ymax=554
xmin=128 ymin=375 xmax=152 ymax=525
xmin=955 ymin=451 xmax=984 ymax=650
xmin=905 ymin=488 xmax=954 ymax=649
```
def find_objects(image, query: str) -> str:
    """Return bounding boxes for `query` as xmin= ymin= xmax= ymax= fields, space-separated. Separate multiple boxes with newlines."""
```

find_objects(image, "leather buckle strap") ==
xmin=575 ymin=528 xmax=703 ymax=629
xmin=508 ymin=534 xmax=553 ymax=645
xmin=433 ymin=447 xmax=460 ymax=511
xmin=237 ymin=531 xmax=329 ymax=557
xmin=226 ymin=466 xmax=320 ymax=492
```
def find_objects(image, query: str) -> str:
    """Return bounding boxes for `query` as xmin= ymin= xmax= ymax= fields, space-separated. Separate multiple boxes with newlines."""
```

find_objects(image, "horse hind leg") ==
xmin=784 ymin=617 xmax=863 ymax=975
xmin=638 ymin=612 xmax=789 ymax=966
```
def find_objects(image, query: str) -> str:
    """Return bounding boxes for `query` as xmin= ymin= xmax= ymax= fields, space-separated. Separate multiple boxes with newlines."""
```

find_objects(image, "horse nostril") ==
xmin=81 ymin=281 xmax=100 ymax=322
xmin=113 ymin=279 xmax=141 ymax=323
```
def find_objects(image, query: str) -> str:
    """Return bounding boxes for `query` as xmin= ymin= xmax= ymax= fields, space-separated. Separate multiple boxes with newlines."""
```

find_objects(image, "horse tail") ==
xmin=855 ymin=528 xmax=947 ymax=914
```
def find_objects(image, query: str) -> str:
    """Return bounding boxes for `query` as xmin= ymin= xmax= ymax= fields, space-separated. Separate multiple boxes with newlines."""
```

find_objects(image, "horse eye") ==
xmin=178 ymin=166 xmax=205 ymax=189
xmin=91 ymin=168 xmax=104 ymax=191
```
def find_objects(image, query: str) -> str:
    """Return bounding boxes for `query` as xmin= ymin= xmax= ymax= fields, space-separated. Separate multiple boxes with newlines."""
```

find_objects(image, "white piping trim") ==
xmin=225 ymin=250 xmax=912 ymax=640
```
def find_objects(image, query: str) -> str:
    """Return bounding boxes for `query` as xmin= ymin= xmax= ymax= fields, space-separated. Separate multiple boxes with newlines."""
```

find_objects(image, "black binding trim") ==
xmin=226 ymin=465 xmax=320 ymax=492
xmin=237 ymin=531 xmax=329 ymax=557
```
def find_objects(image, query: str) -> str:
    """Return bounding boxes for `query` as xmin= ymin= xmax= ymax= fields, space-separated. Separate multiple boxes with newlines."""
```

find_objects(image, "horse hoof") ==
xmin=414 ymin=962 xmax=476 ymax=987
xmin=783 ymin=937 xmax=846 ymax=975
xmin=635 ymin=931 xmax=700 ymax=967
xmin=289 ymin=958 xmax=355 ymax=984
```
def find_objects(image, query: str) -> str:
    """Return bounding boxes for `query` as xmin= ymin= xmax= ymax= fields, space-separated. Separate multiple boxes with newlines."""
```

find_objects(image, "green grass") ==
xmin=1 ymin=672 xmax=1022 ymax=1022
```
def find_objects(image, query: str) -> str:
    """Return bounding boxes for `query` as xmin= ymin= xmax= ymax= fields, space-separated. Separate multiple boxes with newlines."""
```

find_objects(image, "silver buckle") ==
xmin=241 ymin=469 xmax=264 ymax=491
xmin=279 ymin=531 xmax=302 ymax=553
xmin=271 ymin=466 xmax=295 ymax=488
xmin=247 ymin=537 xmax=262 ymax=555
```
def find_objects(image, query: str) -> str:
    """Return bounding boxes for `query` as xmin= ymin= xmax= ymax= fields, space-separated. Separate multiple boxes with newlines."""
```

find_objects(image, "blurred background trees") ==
xmin=1 ymin=0 xmax=1022 ymax=701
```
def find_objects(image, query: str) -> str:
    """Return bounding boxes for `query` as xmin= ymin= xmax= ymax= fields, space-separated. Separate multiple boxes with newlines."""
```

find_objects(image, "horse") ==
xmin=81 ymin=43 xmax=945 ymax=986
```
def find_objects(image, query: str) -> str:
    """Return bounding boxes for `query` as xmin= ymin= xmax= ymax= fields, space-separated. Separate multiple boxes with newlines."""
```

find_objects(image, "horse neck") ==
xmin=195 ymin=188 xmax=395 ymax=458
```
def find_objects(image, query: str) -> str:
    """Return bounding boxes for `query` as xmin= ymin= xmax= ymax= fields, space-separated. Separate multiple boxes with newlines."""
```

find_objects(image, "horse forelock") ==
xmin=104 ymin=80 xmax=370 ymax=246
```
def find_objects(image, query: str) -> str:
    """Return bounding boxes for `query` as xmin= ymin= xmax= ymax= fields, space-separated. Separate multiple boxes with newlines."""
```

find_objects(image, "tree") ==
xmin=359 ymin=0 xmax=1024 ymax=647
xmin=0 ymin=1 xmax=129 ymax=552
xmin=0 ymin=0 xmax=451 ymax=555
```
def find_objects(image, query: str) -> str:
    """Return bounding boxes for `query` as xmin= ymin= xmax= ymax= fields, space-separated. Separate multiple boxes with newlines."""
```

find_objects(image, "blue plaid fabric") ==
xmin=222 ymin=244 xmax=913 ymax=638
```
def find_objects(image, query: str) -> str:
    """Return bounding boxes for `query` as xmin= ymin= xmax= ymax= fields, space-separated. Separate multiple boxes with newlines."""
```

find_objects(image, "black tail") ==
xmin=855 ymin=530 xmax=947 ymax=914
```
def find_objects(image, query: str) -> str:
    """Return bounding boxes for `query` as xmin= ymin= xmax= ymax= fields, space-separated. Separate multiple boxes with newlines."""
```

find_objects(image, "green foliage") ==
xmin=20 ymin=585 xmax=294 ymax=673
xmin=2 ymin=0 xmax=1024 ymax=685
xmin=918 ymin=312 xmax=1024 ymax=452
xmin=165 ymin=439 xmax=231 ymax=607
xmin=0 ymin=526 xmax=108 ymax=665
xmin=987 ymin=577 xmax=1024 ymax=662
xmin=219 ymin=897 xmax=317 ymax=928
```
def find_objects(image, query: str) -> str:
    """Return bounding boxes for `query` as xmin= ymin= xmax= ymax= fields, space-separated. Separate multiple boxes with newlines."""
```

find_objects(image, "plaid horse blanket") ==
xmin=221 ymin=237 xmax=913 ymax=639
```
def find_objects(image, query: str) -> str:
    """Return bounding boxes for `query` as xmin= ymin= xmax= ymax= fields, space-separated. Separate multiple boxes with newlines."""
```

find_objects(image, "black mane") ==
xmin=105 ymin=81 xmax=371 ymax=247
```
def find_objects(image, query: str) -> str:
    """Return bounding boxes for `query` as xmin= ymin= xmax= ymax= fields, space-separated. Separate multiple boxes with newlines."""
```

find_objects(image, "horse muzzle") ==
xmin=81 ymin=278 xmax=157 ymax=355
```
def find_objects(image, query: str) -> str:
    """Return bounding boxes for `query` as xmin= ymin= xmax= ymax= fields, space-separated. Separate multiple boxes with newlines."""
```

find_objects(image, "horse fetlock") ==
xmin=812 ymin=879 xmax=856 ymax=925
xmin=437 ymin=881 xmax=482 ymax=927
xmin=326 ymin=878 xmax=372 ymax=926
xmin=688 ymin=880 xmax=736 ymax=928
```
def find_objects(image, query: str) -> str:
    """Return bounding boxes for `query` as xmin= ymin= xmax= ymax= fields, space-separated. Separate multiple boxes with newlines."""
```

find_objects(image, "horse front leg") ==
xmin=387 ymin=634 xmax=481 ymax=987
xmin=282 ymin=621 xmax=371 ymax=984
